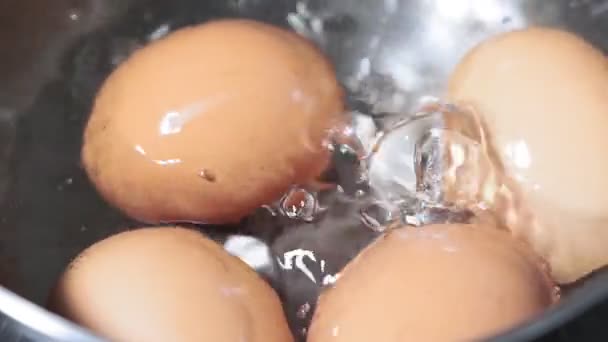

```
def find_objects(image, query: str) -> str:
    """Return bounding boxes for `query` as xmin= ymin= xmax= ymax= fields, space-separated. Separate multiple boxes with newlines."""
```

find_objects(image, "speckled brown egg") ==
xmin=48 ymin=227 xmax=293 ymax=342
xmin=308 ymin=224 xmax=557 ymax=342
xmin=447 ymin=27 xmax=608 ymax=283
xmin=82 ymin=19 xmax=344 ymax=224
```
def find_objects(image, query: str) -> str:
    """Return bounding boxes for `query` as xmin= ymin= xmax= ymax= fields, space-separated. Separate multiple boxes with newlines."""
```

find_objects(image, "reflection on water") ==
xmin=271 ymin=197 xmax=378 ymax=341
xmin=287 ymin=0 xmax=608 ymax=120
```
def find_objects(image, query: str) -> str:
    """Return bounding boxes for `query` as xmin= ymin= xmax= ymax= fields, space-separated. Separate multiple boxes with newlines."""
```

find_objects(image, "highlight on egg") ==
xmin=445 ymin=27 xmax=608 ymax=284
xmin=82 ymin=18 xmax=345 ymax=225
xmin=308 ymin=224 xmax=557 ymax=342
xmin=48 ymin=227 xmax=293 ymax=342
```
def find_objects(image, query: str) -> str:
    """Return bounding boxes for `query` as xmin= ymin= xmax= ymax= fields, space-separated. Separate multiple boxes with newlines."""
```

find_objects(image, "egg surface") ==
xmin=82 ymin=19 xmax=344 ymax=224
xmin=447 ymin=27 xmax=608 ymax=283
xmin=308 ymin=224 xmax=556 ymax=342
xmin=49 ymin=227 xmax=293 ymax=342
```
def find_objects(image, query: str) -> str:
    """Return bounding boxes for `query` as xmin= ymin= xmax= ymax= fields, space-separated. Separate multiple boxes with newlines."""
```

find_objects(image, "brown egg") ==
xmin=308 ymin=224 xmax=556 ymax=342
xmin=447 ymin=27 xmax=608 ymax=283
xmin=49 ymin=227 xmax=293 ymax=342
xmin=82 ymin=19 xmax=344 ymax=224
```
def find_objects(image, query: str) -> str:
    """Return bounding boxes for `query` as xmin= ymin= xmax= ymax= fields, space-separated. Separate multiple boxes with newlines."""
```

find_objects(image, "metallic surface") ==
xmin=0 ymin=0 xmax=608 ymax=341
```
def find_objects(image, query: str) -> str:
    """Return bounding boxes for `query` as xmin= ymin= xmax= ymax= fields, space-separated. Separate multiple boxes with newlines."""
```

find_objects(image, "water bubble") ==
xmin=66 ymin=8 xmax=81 ymax=22
xmin=148 ymin=24 xmax=171 ymax=42
xmin=365 ymin=103 xmax=490 ymax=227
xmin=552 ymin=286 xmax=562 ymax=300
xmin=322 ymin=273 xmax=340 ymax=286
xmin=360 ymin=202 xmax=395 ymax=232
xmin=351 ymin=112 xmax=378 ymax=155
xmin=297 ymin=302 xmax=312 ymax=319
xmin=339 ymin=144 xmax=356 ymax=156
xmin=410 ymin=205 xmax=474 ymax=226
xmin=415 ymin=129 xmax=444 ymax=203
xmin=416 ymin=95 xmax=441 ymax=108
xmin=311 ymin=18 xmax=324 ymax=35
xmin=56 ymin=177 xmax=75 ymax=191
xmin=296 ymin=1 xmax=313 ymax=18
xmin=287 ymin=12 xmax=309 ymax=35
xmin=261 ymin=205 xmax=278 ymax=217
xmin=326 ymin=118 xmax=371 ymax=197
xmin=279 ymin=187 xmax=317 ymax=221
xmin=420 ymin=128 xmax=496 ymax=210
xmin=328 ymin=118 xmax=369 ymax=160
xmin=368 ymin=110 xmax=443 ymax=203
xmin=354 ymin=189 xmax=366 ymax=198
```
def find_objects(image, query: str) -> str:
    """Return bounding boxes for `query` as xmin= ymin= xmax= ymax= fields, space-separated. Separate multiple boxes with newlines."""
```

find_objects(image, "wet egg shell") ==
xmin=82 ymin=19 xmax=345 ymax=224
xmin=48 ymin=227 xmax=293 ymax=342
xmin=307 ymin=224 xmax=557 ymax=342
xmin=447 ymin=27 xmax=608 ymax=283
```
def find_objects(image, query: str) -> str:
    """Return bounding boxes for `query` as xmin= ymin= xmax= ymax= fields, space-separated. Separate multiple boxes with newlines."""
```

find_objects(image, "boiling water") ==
xmin=0 ymin=1 xmax=573 ymax=342
xmin=0 ymin=3 xmax=490 ymax=338
xmin=269 ymin=101 xmax=498 ymax=340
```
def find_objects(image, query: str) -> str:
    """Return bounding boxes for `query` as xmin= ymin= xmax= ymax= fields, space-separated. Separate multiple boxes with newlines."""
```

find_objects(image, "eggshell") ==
xmin=82 ymin=19 xmax=344 ymax=224
xmin=447 ymin=27 xmax=608 ymax=283
xmin=308 ymin=224 xmax=556 ymax=342
xmin=49 ymin=227 xmax=293 ymax=342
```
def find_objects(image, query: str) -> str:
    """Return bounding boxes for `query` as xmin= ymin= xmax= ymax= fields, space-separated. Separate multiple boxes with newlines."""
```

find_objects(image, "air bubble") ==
xmin=261 ymin=205 xmax=278 ymax=217
xmin=368 ymin=110 xmax=443 ymax=203
xmin=354 ymin=189 xmax=366 ymax=198
xmin=66 ymin=8 xmax=81 ymax=22
xmin=360 ymin=202 xmax=394 ymax=232
xmin=279 ymin=187 xmax=317 ymax=221
xmin=365 ymin=103 xmax=489 ymax=227
xmin=328 ymin=117 xmax=369 ymax=160
xmin=297 ymin=302 xmax=312 ymax=319
xmin=415 ymin=129 xmax=444 ymax=203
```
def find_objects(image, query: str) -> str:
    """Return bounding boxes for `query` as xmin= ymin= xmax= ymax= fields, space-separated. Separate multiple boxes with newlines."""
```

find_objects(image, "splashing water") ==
xmin=272 ymin=101 xmax=486 ymax=230
xmin=363 ymin=102 xmax=487 ymax=228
